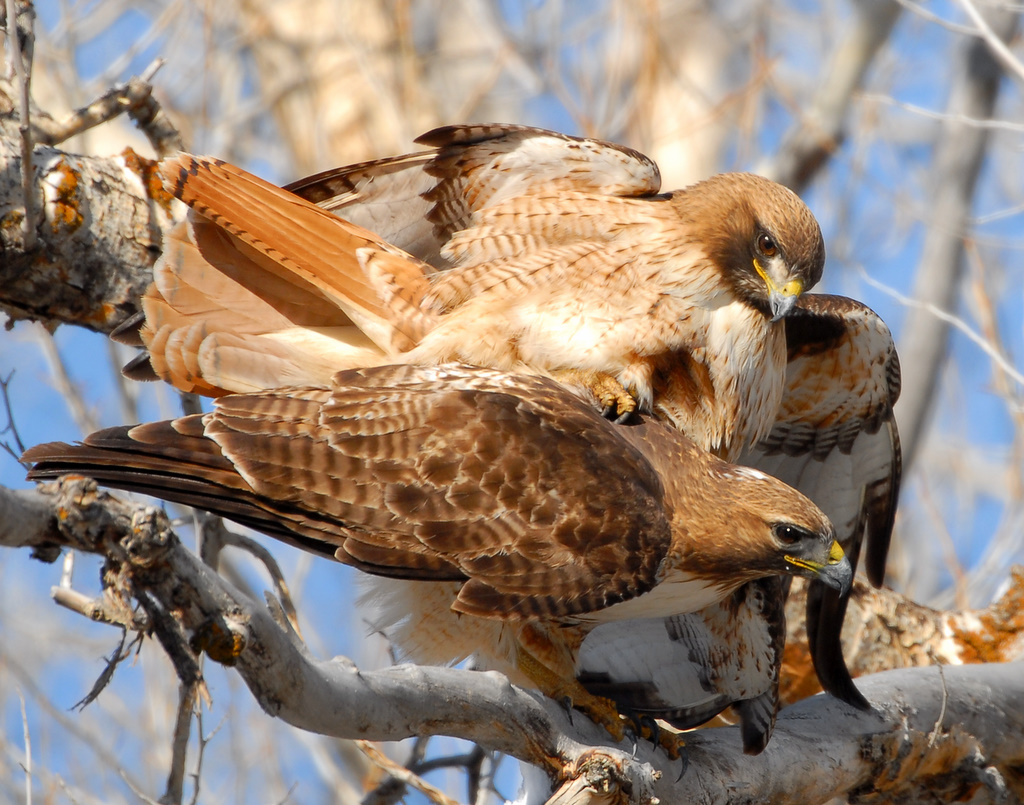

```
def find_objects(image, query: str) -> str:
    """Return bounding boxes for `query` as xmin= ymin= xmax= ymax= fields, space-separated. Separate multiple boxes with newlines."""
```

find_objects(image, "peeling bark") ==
xmin=782 ymin=573 xmax=1024 ymax=706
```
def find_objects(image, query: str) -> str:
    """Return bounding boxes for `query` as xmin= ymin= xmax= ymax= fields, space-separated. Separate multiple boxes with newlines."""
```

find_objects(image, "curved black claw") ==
xmin=613 ymin=408 xmax=635 ymax=425
xmin=558 ymin=695 xmax=575 ymax=727
xmin=637 ymin=714 xmax=661 ymax=746
xmin=599 ymin=402 xmax=636 ymax=425
xmin=806 ymin=580 xmax=871 ymax=711
xmin=675 ymin=748 xmax=690 ymax=782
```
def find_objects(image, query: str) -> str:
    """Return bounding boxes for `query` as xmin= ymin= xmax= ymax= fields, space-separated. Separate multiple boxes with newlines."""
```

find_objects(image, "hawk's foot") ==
xmin=517 ymin=647 xmax=626 ymax=742
xmin=553 ymin=369 xmax=637 ymax=423
xmin=624 ymin=712 xmax=686 ymax=759
xmin=553 ymin=680 xmax=627 ymax=742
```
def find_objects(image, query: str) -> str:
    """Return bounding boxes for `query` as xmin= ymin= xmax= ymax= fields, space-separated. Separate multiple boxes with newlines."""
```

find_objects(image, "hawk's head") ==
xmin=681 ymin=173 xmax=826 ymax=321
xmin=686 ymin=463 xmax=851 ymax=596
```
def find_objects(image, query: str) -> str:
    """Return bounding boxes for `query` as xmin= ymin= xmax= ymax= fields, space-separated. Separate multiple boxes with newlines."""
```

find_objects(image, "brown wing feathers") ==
xmin=746 ymin=293 xmax=901 ymax=711
xmin=25 ymin=368 xmax=675 ymax=621
xmin=45 ymin=127 xmax=901 ymax=724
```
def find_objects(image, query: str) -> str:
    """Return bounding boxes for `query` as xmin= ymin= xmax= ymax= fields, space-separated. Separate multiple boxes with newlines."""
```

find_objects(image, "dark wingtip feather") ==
xmin=121 ymin=351 xmax=159 ymax=382
xmin=806 ymin=581 xmax=871 ymax=711
xmin=865 ymin=419 xmax=901 ymax=588
xmin=735 ymin=694 xmax=774 ymax=755
xmin=110 ymin=311 xmax=146 ymax=346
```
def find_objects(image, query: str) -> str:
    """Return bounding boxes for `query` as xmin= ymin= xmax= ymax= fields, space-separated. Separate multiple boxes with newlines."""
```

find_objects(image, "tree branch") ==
xmin=3 ymin=0 xmax=38 ymax=251
xmin=761 ymin=0 xmax=902 ymax=192
xmin=0 ymin=99 xmax=181 ymax=334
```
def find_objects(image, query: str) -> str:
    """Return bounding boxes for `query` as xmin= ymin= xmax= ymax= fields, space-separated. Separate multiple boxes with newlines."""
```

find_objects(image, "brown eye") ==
xmin=772 ymin=523 xmax=805 ymax=545
xmin=757 ymin=232 xmax=777 ymax=257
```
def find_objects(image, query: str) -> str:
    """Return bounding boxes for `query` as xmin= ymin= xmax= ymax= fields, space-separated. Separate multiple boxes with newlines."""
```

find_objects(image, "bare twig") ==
xmin=412 ymin=747 xmax=487 ymax=778
xmin=955 ymin=0 xmax=1024 ymax=85
xmin=360 ymin=735 xmax=432 ymax=805
xmin=965 ymin=239 xmax=1024 ymax=497
xmin=0 ymin=644 xmax=149 ymax=794
xmin=927 ymin=665 xmax=950 ymax=749
xmin=762 ymin=0 xmax=902 ymax=191
xmin=859 ymin=268 xmax=1024 ymax=392
xmin=467 ymin=746 xmax=496 ymax=805
xmin=4 ymin=0 xmax=37 ymax=250
xmin=125 ymin=60 xmax=185 ymax=157
xmin=357 ymin=740 xmax=462 ymax=805
xmin=893 ymin=0 xmax=977 ymax=35
xmin=187 ymin=707 xmax=223 ymax=805
xmin=161 ymin=682 xmax=198 ymax=805
xmin=892 ymin=3 xmax=1021 ymax=469
xmin=0 ymin=370 xmax=27 ymax=464
xmin=51 ymin=585 xmax=150 ymax=631
xmin=32 ymin=58 xmax=185 ymax=156
xmin=18 ymin=689 xmax=30 ymax=805
xmin=34 ymin=324 xmax=100 ymax=436
xmin=216 ymin=524 xmax=303 ymax=638
xmin=860 ymin=92 xmax=1024 ymax=133
xmin=71 ymin=629 xmax=144 ymax=711
xmin=107 ymin=340 xmax=140 ymax=427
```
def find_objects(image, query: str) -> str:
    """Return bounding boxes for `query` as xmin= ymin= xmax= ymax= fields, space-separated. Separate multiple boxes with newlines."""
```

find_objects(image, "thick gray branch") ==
xmin=684 ymin=663 xmax=1024 ymax=804
xmin=0 ymin=484 xmax=64 ymax=558
xmin=894 ymin=6 xmax=1019 ymax=470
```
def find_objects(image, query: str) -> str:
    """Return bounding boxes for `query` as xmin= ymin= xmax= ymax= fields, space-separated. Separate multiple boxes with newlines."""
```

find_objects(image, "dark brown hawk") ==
xmin=24 ymin=365 xmax=852 ymax=745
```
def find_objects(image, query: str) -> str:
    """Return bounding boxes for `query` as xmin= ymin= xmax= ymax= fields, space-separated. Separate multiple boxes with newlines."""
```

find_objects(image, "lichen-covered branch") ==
xmin=0 ymin=104 xmax=180 ymax=334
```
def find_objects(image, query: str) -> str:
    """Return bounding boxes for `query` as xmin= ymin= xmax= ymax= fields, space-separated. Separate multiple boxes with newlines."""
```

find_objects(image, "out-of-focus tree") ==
xmin=2 ymin=1 xmax=1023 ymax=803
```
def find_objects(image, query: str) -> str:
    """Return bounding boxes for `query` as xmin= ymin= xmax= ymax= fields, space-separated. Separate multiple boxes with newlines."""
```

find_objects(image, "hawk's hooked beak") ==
xmin=754 ymin=259 xmax=803 ymax=321
xmin=786 ymin=541 xmax=853 ymax=597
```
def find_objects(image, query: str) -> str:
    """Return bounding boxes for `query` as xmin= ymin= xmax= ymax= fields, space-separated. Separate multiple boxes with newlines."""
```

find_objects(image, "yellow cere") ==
xmin=781 ymin=278 xmax=803 ymax=297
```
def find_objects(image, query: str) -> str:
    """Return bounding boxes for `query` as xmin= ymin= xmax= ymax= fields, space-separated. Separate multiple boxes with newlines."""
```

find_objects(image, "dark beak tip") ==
xmin=769 ymin=293 xmax=798 ymax=322
xmin=823 ymin=557 xmax=854 ymax=598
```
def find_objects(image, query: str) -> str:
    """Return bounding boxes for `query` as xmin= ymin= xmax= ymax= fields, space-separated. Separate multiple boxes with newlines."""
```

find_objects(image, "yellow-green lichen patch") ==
xmin=952 ymin=566 xmax=1024 ymax=663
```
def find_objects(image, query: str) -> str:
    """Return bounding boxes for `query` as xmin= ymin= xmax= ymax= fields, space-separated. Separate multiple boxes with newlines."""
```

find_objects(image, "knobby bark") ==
xmin=0 ymin=113 xmax=178 ymax=335
xmin=3 ymin=95 xmax=1023 ymax=805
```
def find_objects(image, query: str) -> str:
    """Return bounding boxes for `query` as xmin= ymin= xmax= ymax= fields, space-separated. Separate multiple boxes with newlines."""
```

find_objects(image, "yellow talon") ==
xmin=554 ymin=369 xmax=637 ymax=421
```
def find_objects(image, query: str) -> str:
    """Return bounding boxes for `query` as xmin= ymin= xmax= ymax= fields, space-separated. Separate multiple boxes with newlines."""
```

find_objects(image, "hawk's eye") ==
xmin=772 ymin=523 xmax=805 ymax=545
xmin=756 ymin=232 xmax=778 ymax=257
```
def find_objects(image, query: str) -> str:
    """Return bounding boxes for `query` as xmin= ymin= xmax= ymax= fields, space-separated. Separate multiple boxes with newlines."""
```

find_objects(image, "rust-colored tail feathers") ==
xmin=131 ymin=155 xmax=438 ymax=395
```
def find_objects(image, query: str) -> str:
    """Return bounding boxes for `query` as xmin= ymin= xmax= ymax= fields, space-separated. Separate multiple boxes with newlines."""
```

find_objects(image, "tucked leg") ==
xmin=552 ymin=368 xmax=637 ymax=423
